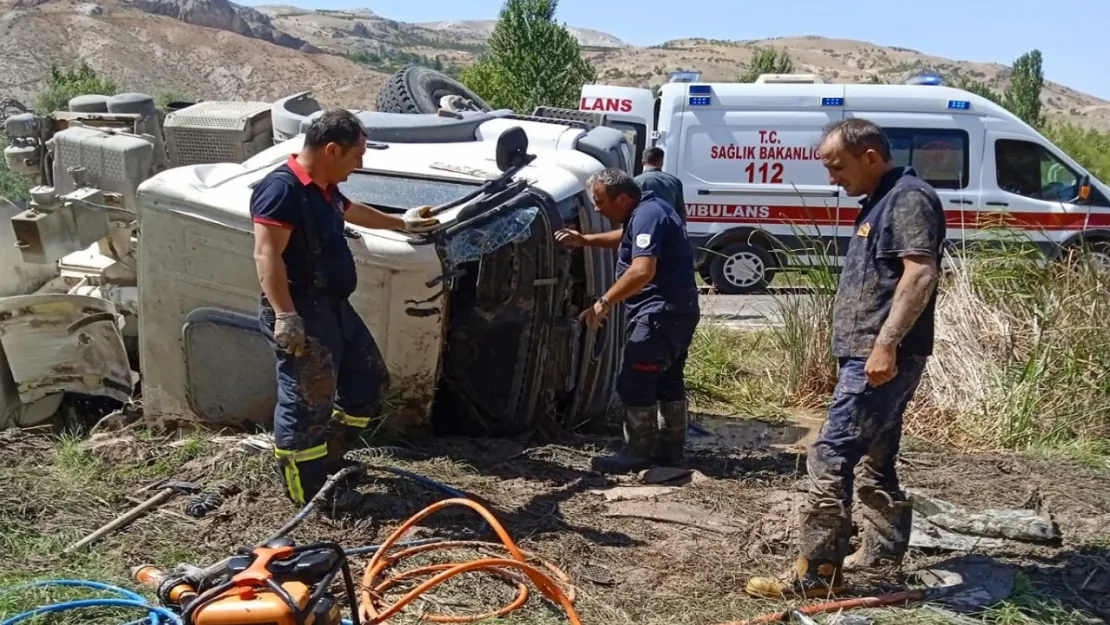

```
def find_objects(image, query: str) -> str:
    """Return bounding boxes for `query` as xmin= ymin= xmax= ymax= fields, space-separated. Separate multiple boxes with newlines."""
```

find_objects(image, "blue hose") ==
xmin=0 ymin=580 xmax=179 ymax=625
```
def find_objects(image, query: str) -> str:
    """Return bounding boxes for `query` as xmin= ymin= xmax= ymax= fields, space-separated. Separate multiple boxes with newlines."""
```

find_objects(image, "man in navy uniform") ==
xmin=555 ymin=168 xmax=700 ymax=473
xmin=746 ymin=118 xmax=944 ymax=598
xmin=251 ymin=108 xmax=439 ymax=512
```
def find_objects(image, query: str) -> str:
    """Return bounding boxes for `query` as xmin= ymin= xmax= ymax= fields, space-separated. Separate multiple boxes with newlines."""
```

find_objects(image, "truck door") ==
xmin=674 ymin=86 xmax=846 ymax=293
xmin=844 ymin=111 xmax=984 ymax=262
xmin=982 ymin=130 xmax=1110 ymax=260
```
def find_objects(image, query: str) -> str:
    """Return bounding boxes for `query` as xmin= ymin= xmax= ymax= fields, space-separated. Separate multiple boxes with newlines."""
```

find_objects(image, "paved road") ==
xmin=698 ymin=290 xmax=815 ymax=329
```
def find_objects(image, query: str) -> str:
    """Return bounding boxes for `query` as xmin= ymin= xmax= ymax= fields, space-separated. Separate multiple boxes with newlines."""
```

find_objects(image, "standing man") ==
xmin=554 ymin=168 xmax=700 ymax=473
xmin=251 ymin=108 xmax=439 ymax=512
xmin=746 ymin=119 xmax=944 ymax=598
xmin=635 ymin=147 xmax=686 ymax=225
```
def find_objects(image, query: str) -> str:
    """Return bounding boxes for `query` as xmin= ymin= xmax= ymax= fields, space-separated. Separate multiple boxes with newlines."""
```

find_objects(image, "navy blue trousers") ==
xmin=616 ymin=311 xmax=700 ymax=408
xmin=799 ymin=355 xmax=926 ymax=562
xmin=259 ymin=294 xmax=389 ymax=504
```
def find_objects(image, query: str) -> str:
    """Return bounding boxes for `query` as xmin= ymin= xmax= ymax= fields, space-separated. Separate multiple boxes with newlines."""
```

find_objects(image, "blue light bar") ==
xmin=821 ymin=97 xmax=844 ymax=106
xmin=689 ymin=85 xmax=711 ymax=94
xmin=689 ymin=96 xmax=711 ymax=106
xmin=948 ymin=100 xmax=971 ymax=110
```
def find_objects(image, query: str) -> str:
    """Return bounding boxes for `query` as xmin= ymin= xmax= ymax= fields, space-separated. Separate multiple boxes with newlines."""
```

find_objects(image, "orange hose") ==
xmin=358 ymin=497 xmax=582 ymax=624
xmin=725 ymin=589 xmax=930 ymax=625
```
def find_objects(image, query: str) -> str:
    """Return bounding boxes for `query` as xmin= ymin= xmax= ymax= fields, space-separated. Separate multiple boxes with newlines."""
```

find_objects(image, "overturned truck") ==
xmin=0 ymin=66 xmax=638 ymax=437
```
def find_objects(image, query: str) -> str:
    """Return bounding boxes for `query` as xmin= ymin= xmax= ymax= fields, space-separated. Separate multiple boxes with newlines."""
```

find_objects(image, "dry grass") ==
xmin=907 ymin=244 xmax=1110 ymax=458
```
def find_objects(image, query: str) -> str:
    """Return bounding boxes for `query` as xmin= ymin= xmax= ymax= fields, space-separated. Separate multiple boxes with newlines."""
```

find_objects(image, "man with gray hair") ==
xmin=555 ymin=168 xmax=700 ymax=473
xmin=746 ymin=118 xmax=944 ymax=599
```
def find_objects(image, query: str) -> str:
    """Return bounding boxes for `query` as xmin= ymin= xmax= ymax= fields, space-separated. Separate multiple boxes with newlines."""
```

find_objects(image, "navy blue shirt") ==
xmin=831 ymin=167 xmax=946 ymax=358
xmin=634 ymin=168 xmax=686 ymax=225
xmin=250 ymin=155 xmax=358 ymax=300
xmin=617 ymin=190 xmax=699 ymax=319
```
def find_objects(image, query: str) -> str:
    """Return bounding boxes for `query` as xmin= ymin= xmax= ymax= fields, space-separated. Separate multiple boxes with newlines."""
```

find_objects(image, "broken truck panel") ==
xmin=0 ymin=293 xmax=132 ymax=405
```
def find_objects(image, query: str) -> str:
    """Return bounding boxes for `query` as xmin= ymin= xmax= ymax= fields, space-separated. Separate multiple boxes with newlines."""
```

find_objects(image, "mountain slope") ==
xmin=1 ymin=0 xmax=1107 ymax=132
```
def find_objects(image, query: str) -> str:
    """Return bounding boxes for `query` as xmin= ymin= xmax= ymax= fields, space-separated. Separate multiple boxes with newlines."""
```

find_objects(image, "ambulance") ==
xmin=580 ymin=74 xmax=1110 ymax=294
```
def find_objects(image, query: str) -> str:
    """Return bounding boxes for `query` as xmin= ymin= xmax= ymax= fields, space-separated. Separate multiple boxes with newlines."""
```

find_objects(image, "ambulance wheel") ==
xmin=377 ymin=65 xmax=493 ymax=115
xmin=709 ymin=242 xmax=774 ymax=294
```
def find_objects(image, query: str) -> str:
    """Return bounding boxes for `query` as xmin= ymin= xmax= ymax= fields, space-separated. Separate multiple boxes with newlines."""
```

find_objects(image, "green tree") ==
xmin=460 ymin=0 xmax=596 ymax=112
xmin=35 ymin=61 xmax=119 ymax=114
xmin=1003 ymin=50 xmax=1045 ymax=128
xmin=738 ymin=46 xmax=794 ymax=82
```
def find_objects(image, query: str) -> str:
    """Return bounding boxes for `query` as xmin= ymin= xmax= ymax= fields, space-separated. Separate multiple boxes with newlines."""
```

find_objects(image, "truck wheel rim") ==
xmin=723 ymin=252 xmax=764 ymax=288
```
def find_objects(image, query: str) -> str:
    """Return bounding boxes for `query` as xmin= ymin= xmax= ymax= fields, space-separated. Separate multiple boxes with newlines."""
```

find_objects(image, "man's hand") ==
xmin=578 ymin=298 xmax=611 ymax=329
xmin=555 ymin=228 xmax=588 ymax=247
xmin=864 ymin=343 xmax=897 ymax=386
xmin=402 ymin=205 xmax=439 ymax=233
xmin=274 ymin=311 xmax=307 ymax=357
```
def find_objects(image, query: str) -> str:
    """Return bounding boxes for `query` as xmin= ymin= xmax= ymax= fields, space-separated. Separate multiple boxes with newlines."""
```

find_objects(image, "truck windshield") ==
xmin=338 ymin=171 xmax=480 ymax=213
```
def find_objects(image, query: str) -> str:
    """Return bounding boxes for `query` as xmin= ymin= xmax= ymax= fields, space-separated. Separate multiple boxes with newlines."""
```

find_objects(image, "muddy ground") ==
xmin=1 ymin=414 xmax=1109 ymax=625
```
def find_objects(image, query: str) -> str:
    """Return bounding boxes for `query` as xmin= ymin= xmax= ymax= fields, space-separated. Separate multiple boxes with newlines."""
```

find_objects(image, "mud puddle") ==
xmin=687 ymin=413 xmax=822 ymax=452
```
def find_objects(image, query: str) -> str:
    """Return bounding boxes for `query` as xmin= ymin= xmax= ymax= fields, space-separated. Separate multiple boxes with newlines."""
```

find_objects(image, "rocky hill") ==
xmin=2 ymin=0 xmax=1107 ymax=131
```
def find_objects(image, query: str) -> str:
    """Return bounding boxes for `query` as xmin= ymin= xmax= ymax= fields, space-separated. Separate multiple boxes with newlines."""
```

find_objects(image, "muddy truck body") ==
xmin=0 ymin=67 xmax=638 ymax=437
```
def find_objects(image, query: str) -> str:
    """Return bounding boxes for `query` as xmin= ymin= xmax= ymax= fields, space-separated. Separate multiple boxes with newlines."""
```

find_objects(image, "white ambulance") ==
xmin=580 ymin=75 xmax=1110 ymax=294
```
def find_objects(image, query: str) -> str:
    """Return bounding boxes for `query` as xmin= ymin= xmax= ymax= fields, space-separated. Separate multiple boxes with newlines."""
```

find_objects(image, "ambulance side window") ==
xmin=994 ymin=139 xmax=1081 ymax=203
xmin=884 ymin=128 xmax=970 ymax=190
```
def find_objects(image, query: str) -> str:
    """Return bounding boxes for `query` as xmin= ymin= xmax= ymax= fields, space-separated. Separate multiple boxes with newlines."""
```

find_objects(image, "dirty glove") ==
xmin=402 ymin=205 xmax=439 ymax=233
xmin=274 ymin=311 xmax=307 ymax=357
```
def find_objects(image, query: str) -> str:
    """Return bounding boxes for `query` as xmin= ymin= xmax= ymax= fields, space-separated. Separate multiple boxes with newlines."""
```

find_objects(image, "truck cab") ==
xmin=0 ymin=88 xmax=635 ymax=438
xmin=579 ymin=76 xmax=1110 ymax=294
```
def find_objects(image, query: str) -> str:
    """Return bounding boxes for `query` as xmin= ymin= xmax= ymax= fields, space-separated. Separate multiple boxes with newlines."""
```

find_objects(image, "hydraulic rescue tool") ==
xmin=133 ymin=537 xmax=360 ymax=625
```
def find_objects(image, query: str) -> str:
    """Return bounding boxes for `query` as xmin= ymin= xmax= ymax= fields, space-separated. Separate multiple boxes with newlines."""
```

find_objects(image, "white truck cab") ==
xmin=579 ymin=76 xmax=1110 ymax=293
xmin=0 ymin=81 xmax=636 ymax=437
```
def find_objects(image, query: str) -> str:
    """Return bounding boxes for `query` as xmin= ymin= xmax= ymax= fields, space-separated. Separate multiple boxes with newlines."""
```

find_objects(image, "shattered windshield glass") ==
xmin=440 ymin=204 xmax=540 ymax=269
xmin=339 ymin=172 xmax=479 ymax=213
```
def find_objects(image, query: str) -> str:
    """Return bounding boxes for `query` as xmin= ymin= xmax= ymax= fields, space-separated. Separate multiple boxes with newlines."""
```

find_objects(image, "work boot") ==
xmin=844 ymin=495 xmax=913 ymax=572
xmin=745 ymin=504 xmax=849 ymax=600
xmin=744 ymin=556 xmax=846 ymax=600
xmin=591 ymin=406 xmax=657 ymax=474
xmin=654 ymin=399 xmax=689 ymax=465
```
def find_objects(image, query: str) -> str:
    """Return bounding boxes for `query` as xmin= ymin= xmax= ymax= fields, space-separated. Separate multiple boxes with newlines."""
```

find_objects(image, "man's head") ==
xmin=302 ymin=108 xmax=367 ymax=185
xmin=818 ymin=118 xmax=893 ymax=198
xmin=642 ymin=147 xmax=664 ymax=170
xmin=588 ymin=168 xmax=642 ymax=223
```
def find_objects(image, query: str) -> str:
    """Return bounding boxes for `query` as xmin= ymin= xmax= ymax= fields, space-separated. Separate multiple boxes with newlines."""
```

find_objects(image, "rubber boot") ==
xmin=654 ymin=399 xmax=689 ymax=465
xmin=591 ymin=406 xmax=656 ymax=474
xmin=277 ymin=455 xmax=365 ymax=514
xmin=844 ymin=495 xmax=913 ymax=572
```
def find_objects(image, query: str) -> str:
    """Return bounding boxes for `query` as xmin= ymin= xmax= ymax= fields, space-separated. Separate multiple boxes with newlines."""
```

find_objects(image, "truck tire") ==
xmin=376 ymin=65 xmax=492 ymax=115
xmin=708 ymin=242 xmax=774 ymax=295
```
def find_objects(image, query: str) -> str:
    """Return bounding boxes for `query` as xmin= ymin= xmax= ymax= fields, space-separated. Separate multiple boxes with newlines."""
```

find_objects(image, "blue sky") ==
xmin=241 ymin=0 xmax=1110 ymax=100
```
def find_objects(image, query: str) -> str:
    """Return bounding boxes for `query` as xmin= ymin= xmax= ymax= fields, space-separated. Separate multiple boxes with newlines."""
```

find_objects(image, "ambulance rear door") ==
xmin=672 ymin=83 xmax=846 ymax=290
xmin=579 ymin=85 xmax=655 ymax=174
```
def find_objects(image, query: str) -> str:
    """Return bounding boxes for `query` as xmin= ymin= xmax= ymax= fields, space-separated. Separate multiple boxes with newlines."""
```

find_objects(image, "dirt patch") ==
xmin=1 ymin=421 xmax=1109 ymax=624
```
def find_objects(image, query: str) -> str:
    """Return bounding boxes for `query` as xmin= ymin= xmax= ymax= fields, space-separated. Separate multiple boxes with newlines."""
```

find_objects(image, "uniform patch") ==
xmin=857 ymin=223 xmax=871 ymax=238
xmin=635 ymin=233 xmax=651 ymax=248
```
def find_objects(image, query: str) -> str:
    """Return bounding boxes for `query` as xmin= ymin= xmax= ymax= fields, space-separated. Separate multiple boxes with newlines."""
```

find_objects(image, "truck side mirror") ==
xmin=495 ymin=126 xmax=529 ymax=172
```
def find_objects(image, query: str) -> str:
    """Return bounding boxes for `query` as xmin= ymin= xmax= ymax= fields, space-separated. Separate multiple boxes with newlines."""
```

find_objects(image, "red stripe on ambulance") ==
xmin=685 ymin=204 xmax=1110 ymax=231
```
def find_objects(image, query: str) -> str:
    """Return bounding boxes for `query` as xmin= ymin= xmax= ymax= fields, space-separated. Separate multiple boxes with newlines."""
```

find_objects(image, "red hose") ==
xmin=723 ymin=589 xmax=930 ymax=624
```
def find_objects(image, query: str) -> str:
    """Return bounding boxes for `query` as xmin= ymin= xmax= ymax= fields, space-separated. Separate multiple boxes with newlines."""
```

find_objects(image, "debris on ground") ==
xmin=912 ymin=555 xmax=1017 ymax=612
xmin=603 ymin=500 xmax=745 ymax=534
xmin=909 ymin=488 xmax=1063 ymax=550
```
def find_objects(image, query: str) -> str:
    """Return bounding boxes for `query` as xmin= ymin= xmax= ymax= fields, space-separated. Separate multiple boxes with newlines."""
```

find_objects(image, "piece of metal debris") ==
xmin=908 ymin=489 xmax=1062 ymax=549
xmin=826 ymin=615 xmax=875 ymax=625
xmin=912 ymin=555 xmax=1016 ymax=613
xmin=578 ymin=561 xmax=617 ymax=586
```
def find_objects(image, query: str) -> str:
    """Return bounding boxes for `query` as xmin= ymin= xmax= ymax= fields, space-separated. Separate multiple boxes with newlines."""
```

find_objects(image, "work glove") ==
xmin=402 ymin=205 xmax=439 ymax=233
xmin=274 ymin=311 xmax=307 ymax=357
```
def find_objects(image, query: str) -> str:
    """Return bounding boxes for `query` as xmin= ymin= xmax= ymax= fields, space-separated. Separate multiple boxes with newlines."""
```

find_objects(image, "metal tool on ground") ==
xmin=64 ymin=481 xmax=201 ymax=553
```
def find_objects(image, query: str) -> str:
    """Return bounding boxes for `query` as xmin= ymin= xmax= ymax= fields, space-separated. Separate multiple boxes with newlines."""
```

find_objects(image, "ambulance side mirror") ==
xmin=496 ymin=126 xmax=530 ymax=172
xmin=1074 ymin=174 xmax=1092 ymax=204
